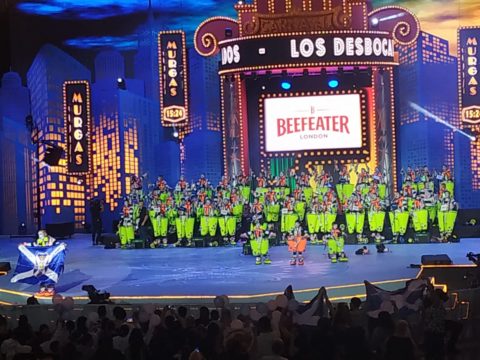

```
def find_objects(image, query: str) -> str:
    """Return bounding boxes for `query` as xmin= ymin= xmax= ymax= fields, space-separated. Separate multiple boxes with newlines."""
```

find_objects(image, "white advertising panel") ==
xmin=264 ymin=94 xmax=362 ymax=152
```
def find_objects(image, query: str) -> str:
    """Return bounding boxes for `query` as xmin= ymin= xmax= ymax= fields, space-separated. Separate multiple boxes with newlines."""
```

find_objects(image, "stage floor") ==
xmin=0 ymin=236 xmax=479 ymax=305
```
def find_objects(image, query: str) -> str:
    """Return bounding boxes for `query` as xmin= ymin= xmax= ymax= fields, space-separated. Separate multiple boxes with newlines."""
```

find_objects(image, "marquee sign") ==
xmin=64 ymin=81 xmax=91 ymax=174
xmin=219 ymin=32 xmax=395 ymax=73
xmin=459 ymin=27 xmax=480 ymax=125
xmin=243 ymin=7 xmax=350 ymax=35
xmin=158 ymin=30 xmax=189 ymax=127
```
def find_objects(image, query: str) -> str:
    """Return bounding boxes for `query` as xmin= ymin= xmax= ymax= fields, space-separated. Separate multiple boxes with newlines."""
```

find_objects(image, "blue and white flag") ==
xmin=11 ymin=244 xmax=66 ymax=285
xmin=365 ymin=279 xmax=427 ymax=318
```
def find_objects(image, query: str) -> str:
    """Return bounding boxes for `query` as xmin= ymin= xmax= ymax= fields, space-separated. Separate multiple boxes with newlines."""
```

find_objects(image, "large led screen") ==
xmin=264 ymin=94 xmax=362 ymax=152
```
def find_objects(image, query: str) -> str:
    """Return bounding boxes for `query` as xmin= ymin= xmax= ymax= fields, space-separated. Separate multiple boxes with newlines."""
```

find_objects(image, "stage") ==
xmin=0 ymin=236 xmax=479 ymax=305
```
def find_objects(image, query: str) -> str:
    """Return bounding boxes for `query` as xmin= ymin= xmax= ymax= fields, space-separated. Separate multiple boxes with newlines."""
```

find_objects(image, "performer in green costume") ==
xmin=326 ymin=224 xmax=348 ymax=263
xmin=411 ymin=196 xmax=428 ymax=232
xmin=118 ymin=200 xmax=135 ymax=248
xmin=345 ymin=192 xmax=365 ymax=242
xmin=438 ymin=191 xmax=458 ymax=242
xmin=367 ymin=193 xmax=386 ymax=234
xmin=389 ymin=192 xmax=409 ymax=242
xmin=249 ymin=221 xmax=271 ymax=265
xmin=218 ymin=199 xmax=237 ymax=245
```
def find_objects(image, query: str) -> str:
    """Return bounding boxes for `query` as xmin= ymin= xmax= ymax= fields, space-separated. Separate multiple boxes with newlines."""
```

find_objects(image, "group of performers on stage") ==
xmin=117 ymin=163 xmax=457 ymax=265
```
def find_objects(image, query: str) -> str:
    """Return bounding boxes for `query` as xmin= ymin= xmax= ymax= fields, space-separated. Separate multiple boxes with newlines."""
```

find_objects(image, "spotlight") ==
xmin=225 ymin=28 xmax=233 ymax=38
xmin=281 ymin=81 xmax=291 ymax=90
xmin=371 ymin=17 xmax=379 ymax=26
xmin=302 ymin=69 xmax=309 ymax=77
xmin=77 ymin=179 xmax=83 ymax=185
xmin=237 ymin=0 xmax=244 ymax=4
xmin=261 ymin=85 xmax=266 ymax=90
xmin=173 ymin=127 xmax=179 ymax=138
xmin=18 ymin=223 xmax=27 ymax=236
xmin=328 ymin=79 xmax=339 ymax=89
xmin=117 ymin=78 xmax=126 ymax=90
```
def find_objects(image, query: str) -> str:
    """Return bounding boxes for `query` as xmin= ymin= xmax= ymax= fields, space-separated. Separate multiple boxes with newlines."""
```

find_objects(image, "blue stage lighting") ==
xmin=281 ymin=81 xmax=291 ymax=90
xmin=328 ymin=79 xmax=339 ymax=88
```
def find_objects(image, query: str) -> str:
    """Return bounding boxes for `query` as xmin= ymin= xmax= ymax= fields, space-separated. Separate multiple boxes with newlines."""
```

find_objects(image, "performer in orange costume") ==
xmin=287 ymin=222 xmax=308 ymax=266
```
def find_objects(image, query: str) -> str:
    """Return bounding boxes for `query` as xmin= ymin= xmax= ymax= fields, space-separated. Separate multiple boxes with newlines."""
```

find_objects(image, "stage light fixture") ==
xmin=225 ymin=28 xmax=233 ymax=38
xmin=25 ymin=115 xmax=34 ymax=133
xmin=173 ymin=127 xmax=179 ymax=138
xmin=328 ymin=79 xmax=339 ymax=88
xmin=371 ymin=17 xmax=379 ymax=26
xmin=117 ymin=78 xmax=126 ymax=90
xmin=281 ymin=81 xmax=292 ymax=90
xmin=303 ymin=69 xmax=309 ymax=77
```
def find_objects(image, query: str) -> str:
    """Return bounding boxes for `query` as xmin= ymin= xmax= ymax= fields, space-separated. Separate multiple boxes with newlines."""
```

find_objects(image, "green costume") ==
xmin=327 ymin=237 xmax=338 ymax=262
xmin=303 ymin=187 xmax=314 ymax=205
xmin=200 ymin=215 xmax=218 ymax=237
xmin=249 ymin=224 xmax=270 ymax=265
xmin=232 ymin=204 xmax=244 ymax=223
xmin=306 ymin=213 xmax=321 ymax=234
xmin=256 ymin=187 xmax=268 ymax=203
xmin=239 ymin=186 xmax=251 ymax=203
xmin=274 ymin=187 xmax=290 ymax=201
xmin=411 ymin=209 xmax=428 ymax=232
xmin=294 ymin=201 xmax=306 ymax=221
xmin=336 ymin=183 xmax=354 ymax=204
xmin=377 ymin=184 xmax=387 ymax=199
xmin=175 ymin=216 xmax=195 ymax=241
xmin=442 ymin=181 xmax=454 ymax=196
xmin=118 ymin=219 xmax=135 ymax=247
xmin=265 ymin=204 xmax=280 ymax=222
xmin=327 ymin=235 xmax=347 ymax=263
xmin=389 ymin=211 xmax=409 ymax=236
xmin=322 ymin=212 xmax=337 ymax=233
xmin=149 ymin=209 xmax=160 ymax=237
xmin=417 ymin=181 xmax=434 ymax=192
xmin=345 ymin=211 xmax=365 ymax=234
xmin=368 ymin=211 xmax=386 ymax=232
xmin=426 ymin=206 xmax=437 ymax=223
xmin=438 ymin=210 xmax=457 ymax=234
xmin=218 ymin=215 xmax=236 ymax=237
xmin=281 ymin=211 xmax=298 ymax=233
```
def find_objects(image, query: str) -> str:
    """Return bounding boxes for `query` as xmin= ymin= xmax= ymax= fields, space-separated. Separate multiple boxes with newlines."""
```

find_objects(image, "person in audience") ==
xmin=384 ymin=320 xmax=416 ymax=360
xmin=0 ymin=285 xmax=471 ymax=360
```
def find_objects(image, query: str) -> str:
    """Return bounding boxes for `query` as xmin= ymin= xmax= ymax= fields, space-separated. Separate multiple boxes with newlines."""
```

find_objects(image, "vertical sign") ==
xmin=158 ymin=30 xmax=189 ymax=127
xmin=64 ymin=81 xmax=91 ymax=174
xmin=459 ymin=27 xmax=480 ymax=125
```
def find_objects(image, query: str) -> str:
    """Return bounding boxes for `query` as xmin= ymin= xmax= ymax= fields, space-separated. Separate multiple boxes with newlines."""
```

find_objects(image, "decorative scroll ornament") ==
xmin=243 ymin=6 xmax=351 ymax=35
xmin=368 ymin=6 xmax=420 ymax=46
xmin=194 ymin=17 xmax=240 ymax=57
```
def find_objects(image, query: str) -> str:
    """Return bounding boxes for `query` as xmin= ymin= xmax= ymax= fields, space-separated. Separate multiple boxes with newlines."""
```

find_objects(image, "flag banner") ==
xmin=11 ymin=244 xmax=66 ymax=285
xmin=365 ymin=279 xmax=427 ymax=318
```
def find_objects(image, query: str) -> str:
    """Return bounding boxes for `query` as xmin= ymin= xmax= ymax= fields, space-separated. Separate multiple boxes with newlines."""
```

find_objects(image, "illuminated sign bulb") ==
xmin=328 ymin=79 xmax=339 ymax=88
